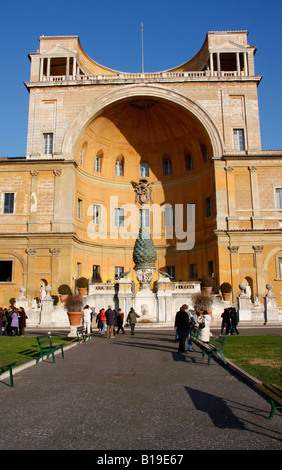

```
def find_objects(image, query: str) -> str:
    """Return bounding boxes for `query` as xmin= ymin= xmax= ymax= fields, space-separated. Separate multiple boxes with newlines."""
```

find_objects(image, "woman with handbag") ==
xmin=197 ymin=310 xmax=211 ymax=343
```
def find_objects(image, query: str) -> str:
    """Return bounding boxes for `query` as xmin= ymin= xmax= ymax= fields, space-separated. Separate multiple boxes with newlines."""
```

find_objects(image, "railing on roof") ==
xmin=41 ymin=70 xmax=246 ymax=83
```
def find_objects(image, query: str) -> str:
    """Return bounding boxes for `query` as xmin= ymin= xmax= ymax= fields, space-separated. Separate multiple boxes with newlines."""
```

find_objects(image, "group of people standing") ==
xmin=221 ymin=307 xmax=239 ymax=335
xmin=174 ymin=304 xmax=211 ymax=355
xmin=0 ymin=306 xmax=28 ymax=336
xmin=94 ymin=306 xmax=140 ymax=338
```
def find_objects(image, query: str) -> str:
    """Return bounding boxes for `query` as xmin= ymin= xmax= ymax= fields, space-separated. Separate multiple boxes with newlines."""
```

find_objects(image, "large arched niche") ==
xmin=62 ymin=84 xmax=224 ymax=162
xmin=69 ymin=85 xmax=221 ymax=282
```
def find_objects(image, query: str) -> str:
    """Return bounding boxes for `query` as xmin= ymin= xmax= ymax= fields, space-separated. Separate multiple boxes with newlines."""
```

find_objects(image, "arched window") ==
xmin=163 ymin=155 xmax=172 ymax=175
xmin=78 ymin=142 xmax=87 ymax=165
xmin=185 ymin=152 xmax=194 ymax=171
xmin=94 ymin=149 xmax=103 ymax=172
xmin=115 ymin=155 xmax=124 ymax=176
xmin=201 ymin=144 xmax=209 ymax=163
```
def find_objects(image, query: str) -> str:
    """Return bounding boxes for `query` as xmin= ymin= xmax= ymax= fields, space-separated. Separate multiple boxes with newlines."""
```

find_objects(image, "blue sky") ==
xmin=0 ymin=0 xmax=281 ymax=156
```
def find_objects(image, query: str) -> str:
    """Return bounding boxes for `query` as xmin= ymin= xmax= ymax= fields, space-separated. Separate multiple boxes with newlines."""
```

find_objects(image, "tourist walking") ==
xmin=18 ymin=307 xmax=28 ymax=336
xmin=127 ymin=307 xmax=140 ymax=336
xmin=83 ymin=305 xmax=92 ymax=334
xmin=230 ymin=307 xmax=239 ymax=335
xmin=99 ymin=308 xmax=106 ymax=336
xmin=116 ymin=308 xmax=125 ymax=334
xmin=197 ymin=310 xmax=211 ymax=343
xmin=187 ymin=309 xmax=196 ymax=351
xmin=10 ymin=308 xmax=19 ymax=336
xmin=221 ymin=308 xmax=231 ymax=335
xmin=174 ymin=304 xmax=190 ymax=354
xmin=105 ymin=306 xmax=116 ymax=339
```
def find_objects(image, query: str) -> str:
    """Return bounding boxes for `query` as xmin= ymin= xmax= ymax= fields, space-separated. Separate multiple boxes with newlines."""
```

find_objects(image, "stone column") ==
xmin=228 ymin=245 xmax=239 ymax=302
xmin=253 ymin=245 xmax=264 ymax=302
xmin=28 ymin=170 xmax=39 ymax=231
xmin=249 ymin=166 xmax=261 ymax=228
xmin=25 ymin=248 xmax=37 ymax=302
xmin=225 ymin=166 xmax=237 ymax=229
xmin=236 ymin=52 xmax=241 ymax=76
xmin=49 ymin=248 xmax=61 ymax=292
xmin=209 ymin=52 xmax=214 ymax=75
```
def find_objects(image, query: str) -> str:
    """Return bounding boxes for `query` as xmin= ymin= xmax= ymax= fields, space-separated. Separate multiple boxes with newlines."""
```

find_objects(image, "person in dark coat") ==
xmin=116 ymin=308 xmax=125 ymax=334
xmin=105 ymin=306 xmax=117 ymax=339
xmin=221 ymin=308 xmax=231 ymax=335
xmin=230 ymin=307 xmax=239 ymax=335
xmin=174 ymin=304 xmax=191 ymax=354
xmin=18 ymin=307 xmax=28 ymax=336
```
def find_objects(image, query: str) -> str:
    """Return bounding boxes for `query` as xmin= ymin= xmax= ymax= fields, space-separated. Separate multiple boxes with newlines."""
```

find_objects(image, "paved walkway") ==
xmin=0 ymin=328 xmax=281 ymax=451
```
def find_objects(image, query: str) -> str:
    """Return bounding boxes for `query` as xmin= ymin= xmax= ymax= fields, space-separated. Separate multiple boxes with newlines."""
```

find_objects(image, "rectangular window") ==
xmin=275 ymin=188 xmax=282 ymax=209
xmin=167 ymin=266 xmax=175 ymax=280
xmin=43 ymin=133 xmax=53 ymax=155
xmin=208 ymin=261 xmax=214 ymax=277
xmin=140 ymin=208 xmax=150 ymax=228
xmin=94 ymin=156 xmax=101 ymax=172
xmin=0 ymin=261 xmax=12 ymax=282
xmin=92 ymin=265 xmax=100 ymax=281
xmin=205 ymin=196 xmax=212 ymax=218
xmin=115 ymin=161 xmax=124 ymax=176
xmin=140 ymin=162 xmax=149 ymax=177
xmin=165 ymin=206 xmax=174 ymax=227
xmin=115 ymin=266 xmax=124 ymax=280
xmin=201 ymin=146 xmax=209 ymax=163
xmin=190 ymin=263 xmax=197 ymax=279
xmin=185 ymin=154 xmax=193 ymax=170
xmin=163 ymin=159 xmax=172 ymax=175
xmin=93 ymin=204 xmax=101 ymax=225
xmin=114 ymin=208 xmax=124 ymax=227
xmin=4 ymin=193 xmax=14 ymax=214
xmin=233 ymin=129 xmax=245 ymax=151
xmin=279 ymin=258 xmax=282 ymax=278
xmin=77 ymin=198 xmax=83 ymax=220
xmin=79 ymin=149 xmax=83 ymax=165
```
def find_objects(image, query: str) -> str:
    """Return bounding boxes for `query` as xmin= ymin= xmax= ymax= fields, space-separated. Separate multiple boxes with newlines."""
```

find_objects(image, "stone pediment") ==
xmin=41 ymin=44 xmax=74 ymax=57
xmin=210 ymin=40 xmax=248 ymax=53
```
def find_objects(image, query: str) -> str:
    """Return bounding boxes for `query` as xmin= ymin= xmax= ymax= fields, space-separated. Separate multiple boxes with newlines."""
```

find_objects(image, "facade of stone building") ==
xmin=0 ymin=31 xmax=281 ymax=308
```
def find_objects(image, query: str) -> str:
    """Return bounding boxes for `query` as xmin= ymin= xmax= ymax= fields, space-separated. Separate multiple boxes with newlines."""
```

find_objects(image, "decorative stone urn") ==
xmin=133 ymin=227 xmax=157 ymax=292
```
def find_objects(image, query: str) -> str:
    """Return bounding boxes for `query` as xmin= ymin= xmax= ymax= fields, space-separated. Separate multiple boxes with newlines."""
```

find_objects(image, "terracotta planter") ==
xmin=67 ymin=311 xmax=83 ymax=326
xmin=78 ymin=287 xmax=87 ymax=295
xmin=222 ymin=292 xmax=231 ymax=301
xmin=202 ymin=287 xmax=212 ymax=294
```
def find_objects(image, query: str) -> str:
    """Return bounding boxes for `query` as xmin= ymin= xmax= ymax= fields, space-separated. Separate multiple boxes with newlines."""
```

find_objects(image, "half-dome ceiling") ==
xmin=85 ymin=98 xmax=208 ymax=149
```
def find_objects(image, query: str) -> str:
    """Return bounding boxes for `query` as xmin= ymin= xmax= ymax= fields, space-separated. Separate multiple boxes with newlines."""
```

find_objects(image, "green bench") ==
xmin=255 ymin=383 xmax=282 ymax=419
xmin=200 ymin=336 xmax=227 ymax=366
xmin=36 ymin=335 xmax=64 ymax=364
xmin=76 ymin=326 xmax=92 ymax=343
xmin=0 ymin=361 xmax=17 ymax=387
xmin=191 ymin=327 xmax=200 ymax=344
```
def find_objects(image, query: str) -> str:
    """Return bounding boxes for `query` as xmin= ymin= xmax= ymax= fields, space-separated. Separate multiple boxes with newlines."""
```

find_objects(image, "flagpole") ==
xmin=141 ymin=22 xmax=144 ymax=73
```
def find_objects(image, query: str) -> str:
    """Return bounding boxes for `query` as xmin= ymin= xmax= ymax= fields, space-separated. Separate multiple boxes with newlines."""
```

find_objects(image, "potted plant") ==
xmin=201 ymin=276 xmax=213 ymax=294
xmin=64 ymin=294 xmax=84 ymax=326
xmin=58 ymin=284 xmax=72 ymax=303
xmin=76 ymin=277 xmax=88 ymax=295
xmin=192 ymin=291 xmax=213 ymax=315
xmin=220 ymin=282 xmax=232 ymax=301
